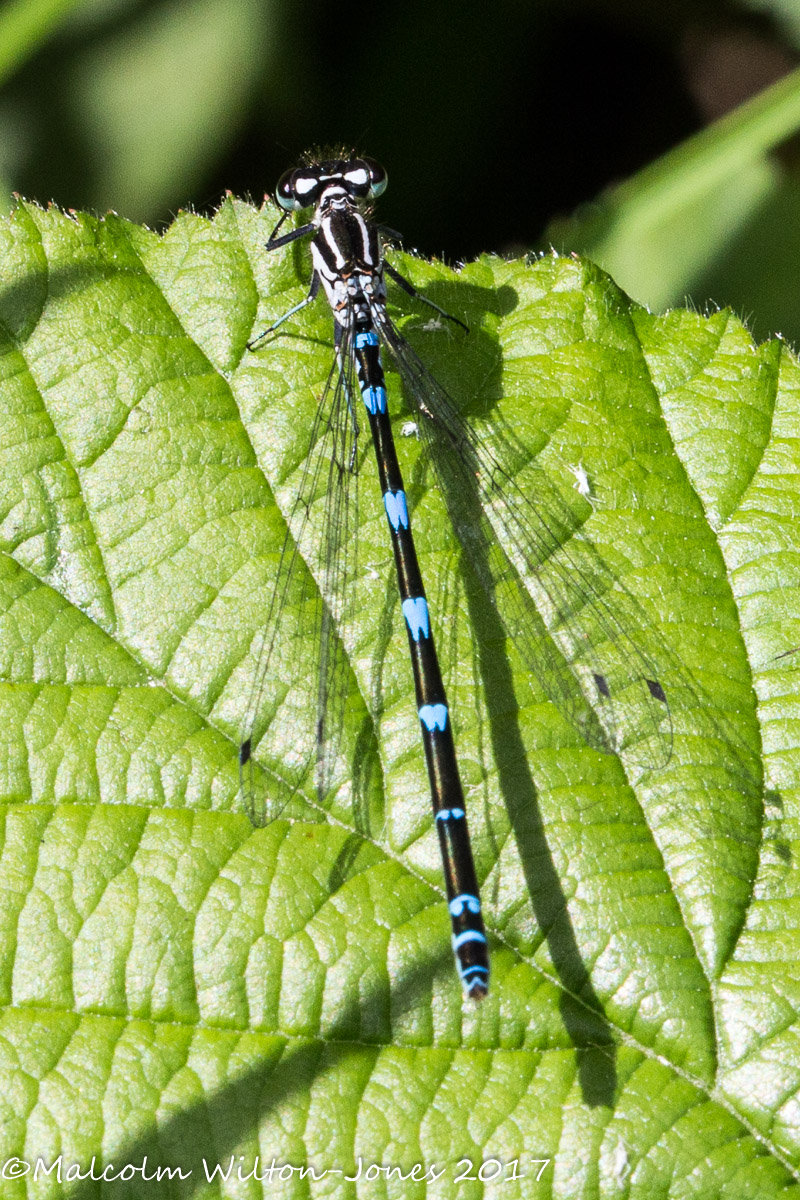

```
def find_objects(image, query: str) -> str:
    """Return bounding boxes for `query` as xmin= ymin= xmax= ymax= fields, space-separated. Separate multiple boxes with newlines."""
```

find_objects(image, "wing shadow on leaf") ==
xmin=400 ymin=283 xmax=767 ymax=990
xmin=449 ymin=459 xmax=618 ymax=1106
xmin=56 ymin=943 xmax=511 ymax=1200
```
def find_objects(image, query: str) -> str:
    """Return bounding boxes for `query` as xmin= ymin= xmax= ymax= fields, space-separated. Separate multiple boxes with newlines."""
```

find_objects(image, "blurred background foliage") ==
xmin=3 ymin=0 xmax=800 ymax=343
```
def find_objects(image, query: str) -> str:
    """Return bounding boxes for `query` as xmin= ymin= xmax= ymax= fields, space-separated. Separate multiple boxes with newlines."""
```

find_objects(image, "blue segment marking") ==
xmin=449 ymin=894 xmax=481 ymax=917
xmin=384 ymin=490 xmax=409 ymax=531
xmin=435 ymin=807 xmax=464 ymax=822
xmin=355 ymin=331 xmax=379 ymax=348
xmin=362 ymin=385 xmax=387 ymax=414
xmin=452 ymin=930 xmax=488 ymax=950
xmin=402 ymin=596 xmax=429 ymax=641
xmin=419 ymin=703 xmax=448 ymax=732
xmin=460 ymin=965 xmax=490 ymax=981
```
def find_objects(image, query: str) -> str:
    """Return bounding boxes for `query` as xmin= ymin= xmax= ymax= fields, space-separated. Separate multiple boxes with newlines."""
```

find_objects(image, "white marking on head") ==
xmin=343 ymin=166 xmax=369 ymax=188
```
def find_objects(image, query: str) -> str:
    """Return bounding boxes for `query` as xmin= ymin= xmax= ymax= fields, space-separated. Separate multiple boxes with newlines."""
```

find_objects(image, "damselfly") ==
xmin=240 ymin=153 xmax=672 ymax=1000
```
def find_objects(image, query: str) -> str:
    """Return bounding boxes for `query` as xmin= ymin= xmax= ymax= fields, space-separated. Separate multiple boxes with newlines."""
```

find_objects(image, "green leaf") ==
xmin=547 ymin=64 xmax=800 ymax=324
xmin=0 ymin=197 xmax=799 ymax=1196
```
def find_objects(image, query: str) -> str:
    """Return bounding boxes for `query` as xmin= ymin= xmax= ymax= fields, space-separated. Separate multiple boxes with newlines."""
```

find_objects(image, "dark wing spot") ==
xmin=593 ymin=672 xmax=611 ymax=699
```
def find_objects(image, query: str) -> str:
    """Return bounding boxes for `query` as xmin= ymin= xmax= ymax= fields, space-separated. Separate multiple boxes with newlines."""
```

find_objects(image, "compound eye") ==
xmin=364 ymin=158 xmax=387 ymax=198
xmin=275 ymin=168 xmax=319 ymax=210
xmin=275 ymin=168 xmax=300 ymax=211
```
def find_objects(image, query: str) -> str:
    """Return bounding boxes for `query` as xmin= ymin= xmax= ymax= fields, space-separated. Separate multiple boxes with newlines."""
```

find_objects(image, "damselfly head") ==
xmin=275 ymin=156 xmax=388 ymax=211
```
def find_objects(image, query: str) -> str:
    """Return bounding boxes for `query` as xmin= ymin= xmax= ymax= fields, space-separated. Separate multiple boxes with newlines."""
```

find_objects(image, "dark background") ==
xmin=3 ymin=0 xmax=800 ymax=339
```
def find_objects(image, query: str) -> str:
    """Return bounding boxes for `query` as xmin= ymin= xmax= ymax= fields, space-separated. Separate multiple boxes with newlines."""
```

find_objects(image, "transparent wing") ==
xmin=240 ymin=340 xmax=363 ymax=825
xmin=375 ymin=307 xmax=672 ymax=771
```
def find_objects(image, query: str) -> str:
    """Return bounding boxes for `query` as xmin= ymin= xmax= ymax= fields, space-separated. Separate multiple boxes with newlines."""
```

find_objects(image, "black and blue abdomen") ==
xmin=353 ymin=319 xmax=489 ymax=998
